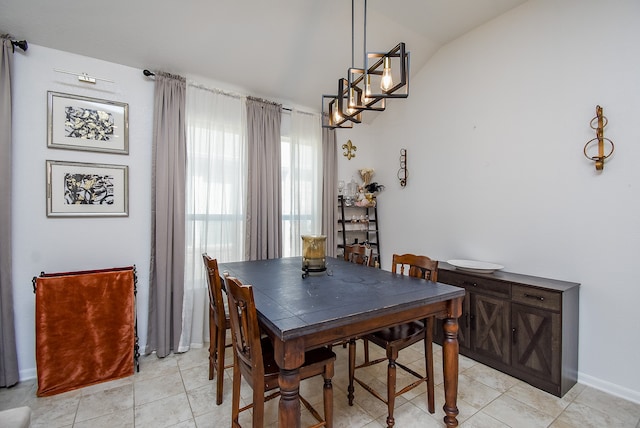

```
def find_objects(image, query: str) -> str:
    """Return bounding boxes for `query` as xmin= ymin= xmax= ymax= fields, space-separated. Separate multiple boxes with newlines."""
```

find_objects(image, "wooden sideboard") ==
xmin=435 ymin=262 xmax=579 ymax=397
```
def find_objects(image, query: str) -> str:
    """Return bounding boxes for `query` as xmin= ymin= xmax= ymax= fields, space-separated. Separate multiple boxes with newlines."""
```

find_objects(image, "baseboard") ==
xmin=19 ymin=368 xmax=36 ymax=382
xmin=579 ymin=372 xmax=640 ymax=404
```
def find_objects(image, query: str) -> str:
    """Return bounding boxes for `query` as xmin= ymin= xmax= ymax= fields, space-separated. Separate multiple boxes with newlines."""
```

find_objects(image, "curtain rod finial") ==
xmin=11 ymin=39 xmax=28 ymax=52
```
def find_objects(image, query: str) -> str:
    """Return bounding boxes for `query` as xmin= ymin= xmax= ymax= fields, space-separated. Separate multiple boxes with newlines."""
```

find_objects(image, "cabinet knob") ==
xmin=524 ymin=293 xmax=545 ymax=301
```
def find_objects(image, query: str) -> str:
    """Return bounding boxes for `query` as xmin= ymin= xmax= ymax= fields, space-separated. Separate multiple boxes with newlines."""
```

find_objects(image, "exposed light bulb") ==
xmin=363 ymin=75 xmax=372 ymax=104
xmin=381 ymin=56 xmax=393 ymax=91
xmin=348 ymin=88 xmax=358 ymax=114
xmin=333 ymin=101 xmax=342 ymax=124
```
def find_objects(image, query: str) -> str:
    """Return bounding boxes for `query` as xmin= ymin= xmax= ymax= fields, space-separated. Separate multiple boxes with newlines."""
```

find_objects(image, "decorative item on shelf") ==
xmin=355 ymin=194 xmax=375 ymax=207
xmin=359 ymin=167 xmax=374 ymax=186
xmin=398 ymin=148 xmax=407 ymax=187
xmin=301 ymin=235 xmax=327 ymax=278
xmin=338 ymin=180 xmax=345 ymax=195
xmin=345 ymin=178 xmax=358 ymax=206
xmin=321 ymin=0 xmax=409 ymax=129
xmin=583 ymin=105 xmax=614 ymax=171
xmin=364 ymin=182 xmax=385 ymax=193
xmin=342 ymin=140 xmax=357 ymax=160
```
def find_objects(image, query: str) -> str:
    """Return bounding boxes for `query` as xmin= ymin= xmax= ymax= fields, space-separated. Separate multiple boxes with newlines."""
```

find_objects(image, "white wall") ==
xmin=11 ymin=45 xmax=154 ymax=380
xmin=338 ymin=0 xmax=640 ymax=403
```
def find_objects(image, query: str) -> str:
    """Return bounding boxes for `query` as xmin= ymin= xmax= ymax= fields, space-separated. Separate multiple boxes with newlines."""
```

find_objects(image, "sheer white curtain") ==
xmin=180 ymin=84 xmax=247 ymax=352
xmin=282 ymin=110 xmax=323 ymax=256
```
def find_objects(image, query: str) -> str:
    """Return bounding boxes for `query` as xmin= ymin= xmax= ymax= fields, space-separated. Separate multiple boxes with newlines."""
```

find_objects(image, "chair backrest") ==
xmin=391 ymin=253 xmax=438 ymax=282
xmin=224 ymin=276 xmax=265 ymax=383
xmin=344 ymin=244 xmax=372 ymax=266
xmin=202 ymin=253 xmax=227 ymax=325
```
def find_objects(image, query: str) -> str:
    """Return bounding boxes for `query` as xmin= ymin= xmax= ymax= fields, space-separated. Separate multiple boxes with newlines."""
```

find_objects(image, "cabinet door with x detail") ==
xmin=511 ymin=302 xmax=561 ymax=384
xmin=471 ymin=293 xmax=510 ymax=365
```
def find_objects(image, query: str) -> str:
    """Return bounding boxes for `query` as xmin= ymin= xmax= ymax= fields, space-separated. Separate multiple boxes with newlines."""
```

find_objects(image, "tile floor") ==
xmin=1 ymin=340 xmax=639 ymax=428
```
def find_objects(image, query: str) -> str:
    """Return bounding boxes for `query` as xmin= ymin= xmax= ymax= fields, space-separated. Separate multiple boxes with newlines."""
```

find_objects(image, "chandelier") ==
xmin=322 ymin=0 xmax=410 ymax=129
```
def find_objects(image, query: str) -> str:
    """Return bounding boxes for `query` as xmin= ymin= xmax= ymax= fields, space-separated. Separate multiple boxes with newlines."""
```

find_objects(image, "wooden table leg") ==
xmin=442 ymin=316 xmax=460 ymax=428
xmin=278 ymin=367 xmax=301 ymax=428
xmin=274 ymin=338 xmax=305 ymax=428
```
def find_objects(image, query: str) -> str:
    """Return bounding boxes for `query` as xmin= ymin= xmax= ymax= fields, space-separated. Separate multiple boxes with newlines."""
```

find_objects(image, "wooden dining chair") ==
xmin=348 ymin=253 xmax=438 ymax=428
xmin=342 ymin=244 xmax=374 ymax=359
xmin=343 ymin=244 xmax=373 ymax=266
xmin=202 ymin=253 xmax=233 ymax=405
xmin=225 ymin=276 xmax=336 ymax=428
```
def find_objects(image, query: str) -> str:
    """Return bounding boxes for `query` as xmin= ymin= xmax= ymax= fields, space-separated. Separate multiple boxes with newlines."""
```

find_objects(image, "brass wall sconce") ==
xmin=583 ymin=105 xmax=614 ymax=171
xmin=397 ymin=148 xmax=407 ymax=187
xmin=343 ymin=140 xmax=357 ymax=160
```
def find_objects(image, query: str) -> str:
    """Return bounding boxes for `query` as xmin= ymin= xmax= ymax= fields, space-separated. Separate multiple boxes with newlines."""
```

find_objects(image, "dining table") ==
xmin=220 ymin=256 xmax=466 ymax=427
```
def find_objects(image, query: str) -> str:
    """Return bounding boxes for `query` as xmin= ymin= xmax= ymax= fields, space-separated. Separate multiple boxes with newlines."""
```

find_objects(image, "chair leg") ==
xmin=252 ymin=384 xmax=265 ymax=428
xmin=347 ymin=339 xmax=356 ymax=406
xmin=386 ymin=356 xmax=397 ymax=428
xmin=425 ymin=317 xmax=435 ymax=414
xmin=323 ymin=363 xmax=334 ymax=428
xmin=215 ymin=325 xmax=226 ymax=405
xmin=231 ymin=360 xmax=241 ymax=428
xmin=363 ymin=338 xmax=370 ymax=363
xmin=208 ymin=307 xmax=215 ymax=380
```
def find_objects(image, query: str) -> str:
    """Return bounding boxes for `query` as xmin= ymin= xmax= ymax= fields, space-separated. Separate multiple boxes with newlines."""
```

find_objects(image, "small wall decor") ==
xmin=46 ymin=160 xmax=129 ymax=217
xmin=48 ymin=91 xmax=129 ymax=154
xmin=342 ymin=140 xmax=357 ymax=160
xmin=397 ymin=148 xmax=407 ymax=187
xmin=583 ymin=105 xmax=614 ymax=171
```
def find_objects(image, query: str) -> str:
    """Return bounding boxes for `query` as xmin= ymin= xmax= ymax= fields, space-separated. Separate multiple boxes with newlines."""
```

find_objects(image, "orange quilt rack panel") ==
xmin=34 ymin=266 xmax=137 ymax=397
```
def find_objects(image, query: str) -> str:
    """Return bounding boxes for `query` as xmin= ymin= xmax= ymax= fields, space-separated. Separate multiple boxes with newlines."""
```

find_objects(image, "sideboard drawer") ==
xmin=512 ymin=284 xmax=561 ymax=311
xmin=438 ymin=270 xmax=510 ymax=298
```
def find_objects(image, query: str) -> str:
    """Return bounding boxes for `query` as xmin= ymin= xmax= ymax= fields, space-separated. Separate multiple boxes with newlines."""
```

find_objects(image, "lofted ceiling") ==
xmin=0 ymin=0 xmax=527 ymax=111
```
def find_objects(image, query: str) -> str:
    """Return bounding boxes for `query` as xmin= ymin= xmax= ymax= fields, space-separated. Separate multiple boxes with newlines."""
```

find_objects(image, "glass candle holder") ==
xmin=301 ymin=235 xmax=327 ymax=273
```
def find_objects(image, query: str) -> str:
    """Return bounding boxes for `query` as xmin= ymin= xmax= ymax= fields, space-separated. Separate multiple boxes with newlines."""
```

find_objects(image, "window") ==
xmin=281 ymin=111 xmax=323 ymax=257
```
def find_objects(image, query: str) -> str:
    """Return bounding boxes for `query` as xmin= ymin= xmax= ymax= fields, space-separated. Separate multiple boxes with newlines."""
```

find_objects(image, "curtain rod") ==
xmin=144 ymin=69 xmax=318 ymax=116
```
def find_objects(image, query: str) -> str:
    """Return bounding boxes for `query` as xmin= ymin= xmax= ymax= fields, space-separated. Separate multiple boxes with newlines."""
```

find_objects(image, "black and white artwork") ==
xmin=47 ymin=160 xmax=128 ymax=217
xmin=48 ymin=91 xmax=129 ymax=154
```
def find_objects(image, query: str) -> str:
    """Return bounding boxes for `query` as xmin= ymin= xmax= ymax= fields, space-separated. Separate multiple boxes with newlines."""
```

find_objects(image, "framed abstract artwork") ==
xmin=47 ymin=91 xmax=129 ymax=154
xmin=46 ymin=160 xmax=129 ymax=217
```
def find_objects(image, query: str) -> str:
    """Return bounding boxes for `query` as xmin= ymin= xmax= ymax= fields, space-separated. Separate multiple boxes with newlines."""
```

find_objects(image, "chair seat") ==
xmin=367 ymin=320 xmax=425 ymax=345
xmin=262 ymin=337 xmax=337 ymax=391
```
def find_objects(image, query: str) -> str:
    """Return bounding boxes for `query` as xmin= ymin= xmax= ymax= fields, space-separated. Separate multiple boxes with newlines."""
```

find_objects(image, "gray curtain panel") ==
xmin=245 ymin=97 xmax=282 ymax=260
xmin=0 ymin=36 xmax=19 ymax=387
xmin=147 ymin=73 xmax=187 ymax=358
xmin=321 ymin=127 xmax=338 ymax=258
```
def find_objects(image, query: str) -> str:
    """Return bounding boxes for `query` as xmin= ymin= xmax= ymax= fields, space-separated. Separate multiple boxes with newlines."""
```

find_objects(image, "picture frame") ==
xmin=47 ymin=91 xmax=129 ymax=154
xmin=46 ymin=160 xmax=129 ymax=217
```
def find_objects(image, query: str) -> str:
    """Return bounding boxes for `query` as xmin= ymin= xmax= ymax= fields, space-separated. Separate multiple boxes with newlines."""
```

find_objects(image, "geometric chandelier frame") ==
xmin=322 ymin=0 xmax=410 ymax=129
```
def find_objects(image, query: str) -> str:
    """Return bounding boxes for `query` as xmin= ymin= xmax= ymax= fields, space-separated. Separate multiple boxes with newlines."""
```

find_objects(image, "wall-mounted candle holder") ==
xmin=397 ymin=148 xmax=407 ymax=187
xmin=583 ymin=105 xmax=614 ymax=171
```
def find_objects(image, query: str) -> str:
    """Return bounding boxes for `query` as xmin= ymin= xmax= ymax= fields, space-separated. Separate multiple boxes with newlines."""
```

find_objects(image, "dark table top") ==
xmin=220 ymin=257 xmax=465 ymax=342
